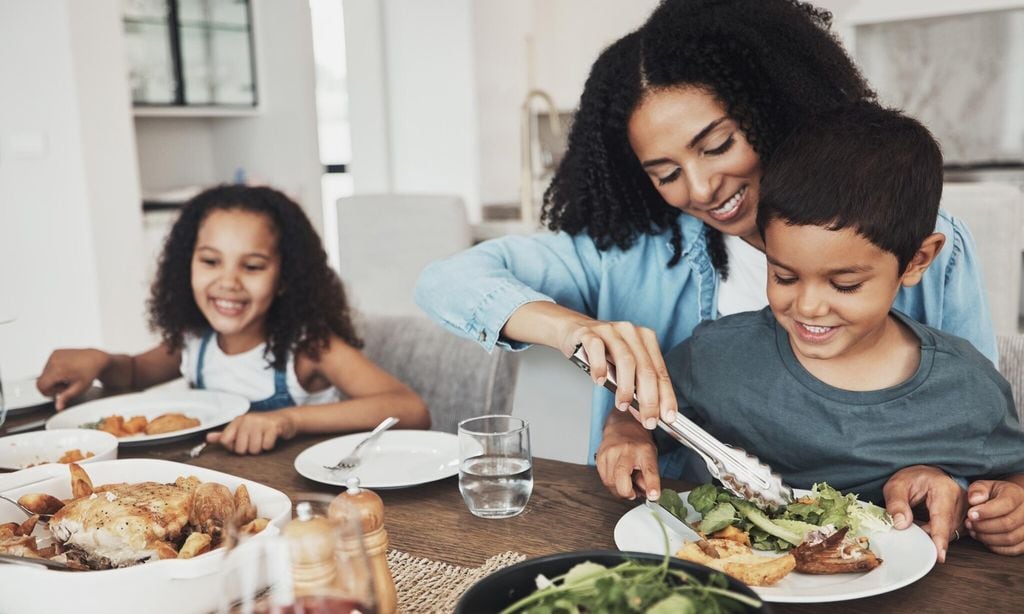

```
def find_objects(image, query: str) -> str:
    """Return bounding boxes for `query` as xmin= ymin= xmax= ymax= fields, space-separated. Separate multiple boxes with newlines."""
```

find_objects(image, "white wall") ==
xmin=0 ymin=0 xmax=149 ymax=379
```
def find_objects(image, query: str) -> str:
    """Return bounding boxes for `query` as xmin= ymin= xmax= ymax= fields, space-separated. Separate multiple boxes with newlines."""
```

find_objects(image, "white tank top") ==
xmin=717 ymin=234 xmax=769 ymax=317
xmin=179 ymin=333 xmax=340 ymax=406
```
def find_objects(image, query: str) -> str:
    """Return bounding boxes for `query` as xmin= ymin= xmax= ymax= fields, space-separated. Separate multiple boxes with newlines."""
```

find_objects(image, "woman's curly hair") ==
xmin=148 ymin=184 xmax=362 ymax=370
xmin=542 ymin=0 xmax=876 ymax=275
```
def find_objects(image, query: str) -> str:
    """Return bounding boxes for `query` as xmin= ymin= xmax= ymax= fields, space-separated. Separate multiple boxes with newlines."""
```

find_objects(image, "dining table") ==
xmin=2 ymin=403 xmax=1023 ymax=613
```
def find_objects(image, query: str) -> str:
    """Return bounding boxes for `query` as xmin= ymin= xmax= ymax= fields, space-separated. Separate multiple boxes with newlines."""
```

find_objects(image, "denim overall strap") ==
xmin=195 ymin=330 xmax=216 ymax=389
xmin=247 ymin=366 xmax=297 ymax=412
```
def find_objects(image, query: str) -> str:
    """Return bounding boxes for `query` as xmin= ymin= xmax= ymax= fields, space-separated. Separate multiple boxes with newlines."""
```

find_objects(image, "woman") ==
xmin=415 ymin=0 xmax=993 ymax=548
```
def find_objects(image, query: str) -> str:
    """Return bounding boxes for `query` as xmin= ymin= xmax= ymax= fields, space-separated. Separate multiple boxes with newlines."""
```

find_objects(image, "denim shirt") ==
xmin=414 ymin=209 xmax=997 ymax=470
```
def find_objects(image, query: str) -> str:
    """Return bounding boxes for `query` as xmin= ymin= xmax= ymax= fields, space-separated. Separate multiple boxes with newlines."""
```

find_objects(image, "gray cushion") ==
xmin=997 ymin=334 xmax=1024 ymax=423
xmin=356 ymin=314 xmax=519 ymax=433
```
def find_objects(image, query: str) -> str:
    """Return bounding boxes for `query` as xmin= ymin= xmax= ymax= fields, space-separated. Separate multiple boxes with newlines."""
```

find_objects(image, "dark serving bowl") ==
xmin=455 ymin=550 xmax=769 ymax=613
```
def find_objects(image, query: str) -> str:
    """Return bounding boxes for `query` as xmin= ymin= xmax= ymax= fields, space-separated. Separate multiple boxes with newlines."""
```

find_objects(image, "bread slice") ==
xmin=675 ymin=538 xmax=796 ymax=586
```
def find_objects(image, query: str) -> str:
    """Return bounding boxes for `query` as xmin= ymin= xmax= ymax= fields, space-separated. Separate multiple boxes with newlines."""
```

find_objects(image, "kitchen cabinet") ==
xmin=122 ymin=0 xmax=257 ymax=115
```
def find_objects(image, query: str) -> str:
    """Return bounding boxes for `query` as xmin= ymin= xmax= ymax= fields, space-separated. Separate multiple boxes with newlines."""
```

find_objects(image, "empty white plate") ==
xmin=294 ymin=430 xmax=460 ymax=489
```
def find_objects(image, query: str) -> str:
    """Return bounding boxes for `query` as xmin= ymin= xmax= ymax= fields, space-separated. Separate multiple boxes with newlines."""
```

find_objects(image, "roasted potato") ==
xmin=123 ymin=415 xmax=149 ymax=435
xmin=711 ymin=525 xmax=752 ymax=547
xmin=17 ymin=493 xmax=65 ymax=515
xmin=239 ymin=518 xmax=269 ymax=535
xmin=174 ymin=475 xmax=202 ymax=494
xmin=98 ymin=415 xmax=128 ymax=437
xmin=0 ymin=523 xmax=18 ymax=538
xmin=16 ymin=515 xmax=38 ymax=536
xmin=233 ymin=484 xmax=257 ymax=526
xmin=189 ymin=482 xmax=235 ymax=539
xmin=177 ymin=532 xmax=212 ymax=559
xmin=150 ymin=540 xmax=179 ymax=560
xmin=69 ymin=462 xmax=93 ymax=498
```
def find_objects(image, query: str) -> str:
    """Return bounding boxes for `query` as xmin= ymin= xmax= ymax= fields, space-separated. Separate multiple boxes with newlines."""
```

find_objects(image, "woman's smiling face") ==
xmin=628 ymin=86 xmax=763 ymax=243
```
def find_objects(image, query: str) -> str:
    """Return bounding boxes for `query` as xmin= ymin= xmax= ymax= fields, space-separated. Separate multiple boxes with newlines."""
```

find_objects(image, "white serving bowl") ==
xmin=0 ymin=428 xmax=118 ymax=470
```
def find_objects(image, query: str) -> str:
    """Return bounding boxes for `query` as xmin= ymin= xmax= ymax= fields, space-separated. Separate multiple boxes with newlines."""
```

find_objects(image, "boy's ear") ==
xmin=900 ymin=233 xmax=946 ymax=287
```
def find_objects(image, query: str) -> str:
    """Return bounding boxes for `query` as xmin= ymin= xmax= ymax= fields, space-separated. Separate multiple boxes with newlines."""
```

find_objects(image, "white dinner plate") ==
xmin=0 ymin=428 xmax=118 ymax=470
xmin=1 ymin=377 xmax=53 ymax=415
xmin=44 ymin=389 xmax=249 ymax=446
xmin=294 ymin=430 xmax=460 ymax=489
xmin=0 ymin=458 xmax=291 ymax=614
xmin=614 ymin=488 xmax=937 ymax=603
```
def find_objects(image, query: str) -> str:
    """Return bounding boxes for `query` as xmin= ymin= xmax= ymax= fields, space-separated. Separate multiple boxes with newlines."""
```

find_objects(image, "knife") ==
xmin=645 ymin=499 xmax=701 ymax=542
xmin=569 ymin=344 xmax=793 ymax=511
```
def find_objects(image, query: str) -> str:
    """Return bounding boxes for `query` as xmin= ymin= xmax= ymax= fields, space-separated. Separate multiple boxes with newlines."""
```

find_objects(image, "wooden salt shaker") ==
xmin=329 ymin=477 xmax=397 ymax=614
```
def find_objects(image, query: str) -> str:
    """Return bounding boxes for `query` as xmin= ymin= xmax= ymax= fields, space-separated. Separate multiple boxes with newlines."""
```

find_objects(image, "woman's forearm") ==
xmin=500 ymin=301 xmax=597 ymax=354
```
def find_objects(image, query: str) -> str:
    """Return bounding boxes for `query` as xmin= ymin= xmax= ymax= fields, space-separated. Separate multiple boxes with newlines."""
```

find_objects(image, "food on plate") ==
xmin=675 ymin=538 xmax=796 ymax=586
xmin=88 ymin=412 xmax=201 ymax=438
xmin=0 ymin=463 xmax=270 ymax=570
xmin=790 ymin=526 xmax=881 ymax=574
xmin=144 ymin=413 xmax=201 ymax=435
xmin=660 ymin=482 xmax=890 ymax=584
xmin=24 ymin=449 xmax=96 ymax=468
xmin=500 ymin=555 xmax=762 ymax=613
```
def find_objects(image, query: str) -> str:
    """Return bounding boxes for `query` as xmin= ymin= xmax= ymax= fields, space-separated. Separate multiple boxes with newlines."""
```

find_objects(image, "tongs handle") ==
xmin=569 ymin=344 xmax=792 ymax=510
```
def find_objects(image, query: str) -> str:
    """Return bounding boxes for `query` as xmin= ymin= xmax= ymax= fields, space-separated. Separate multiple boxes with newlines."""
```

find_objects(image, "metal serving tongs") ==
xmin=570 ymin=344 xmax=793 ymax=511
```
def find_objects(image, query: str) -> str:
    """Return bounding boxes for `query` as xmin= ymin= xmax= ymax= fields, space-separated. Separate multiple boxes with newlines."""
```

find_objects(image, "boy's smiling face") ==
xmin=764 ymin=220 xmax=907 ymax=362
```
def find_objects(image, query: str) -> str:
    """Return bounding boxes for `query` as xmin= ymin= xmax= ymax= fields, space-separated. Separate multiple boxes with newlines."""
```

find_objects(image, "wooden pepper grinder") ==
xmin=329 ymin=477 xmax=397 ymax=614
xmin=282 ymin=501 xmax=342 ymax=598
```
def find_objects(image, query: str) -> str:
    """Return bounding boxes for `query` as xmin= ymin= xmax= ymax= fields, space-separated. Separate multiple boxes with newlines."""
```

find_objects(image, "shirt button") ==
xmin=478 ymin=330 xmax=487 ymax=342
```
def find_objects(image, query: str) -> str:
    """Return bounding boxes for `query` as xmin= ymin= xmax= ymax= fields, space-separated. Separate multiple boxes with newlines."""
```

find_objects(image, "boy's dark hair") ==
xmin=149 ymin=184 xmax=362 ymax=370
xmin=756 ymin=104 xmax=944 ymax=273
xmin=542 ymin=0 xmax=875 ymax=273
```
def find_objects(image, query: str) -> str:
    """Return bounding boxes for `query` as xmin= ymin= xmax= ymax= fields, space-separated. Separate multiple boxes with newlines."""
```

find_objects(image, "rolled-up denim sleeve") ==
xmin=414 ymin=232 xmax=603 ymax=352
xmin=940 ymin=216 xmax=998 ymax=365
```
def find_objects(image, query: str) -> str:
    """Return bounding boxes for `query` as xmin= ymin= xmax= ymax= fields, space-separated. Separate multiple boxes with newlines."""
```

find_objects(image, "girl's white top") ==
xmin=180 ymin=334 xmax=340 ymax=406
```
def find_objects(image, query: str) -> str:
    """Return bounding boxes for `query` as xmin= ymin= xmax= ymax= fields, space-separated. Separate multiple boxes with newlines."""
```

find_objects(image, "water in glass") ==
xmin=458 ymin=415 xmax=532 ymax=519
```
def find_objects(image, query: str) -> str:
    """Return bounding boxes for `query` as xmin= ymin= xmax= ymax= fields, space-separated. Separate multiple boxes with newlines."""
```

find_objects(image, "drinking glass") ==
xmin=458 ymin=415 xmax=533 ymax=519
xmin=219 ymin=494 xmax=376 ymax=614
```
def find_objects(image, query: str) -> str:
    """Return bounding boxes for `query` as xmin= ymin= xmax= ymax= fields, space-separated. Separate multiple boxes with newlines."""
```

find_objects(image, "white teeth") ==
xmin=802 ymin=324 xmax=832 ymax=334
xmin=712 ymin=186 xmax=745 ymax=214
xmin=213 ymin=299 xmax=244 ymax=311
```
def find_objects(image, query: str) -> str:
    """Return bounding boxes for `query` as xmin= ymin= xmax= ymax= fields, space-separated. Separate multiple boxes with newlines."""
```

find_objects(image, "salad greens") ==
xmin=661 ymin=482 xmax=892 ymax=552
xmin=499 ymin=523 xmax=762 ymax=613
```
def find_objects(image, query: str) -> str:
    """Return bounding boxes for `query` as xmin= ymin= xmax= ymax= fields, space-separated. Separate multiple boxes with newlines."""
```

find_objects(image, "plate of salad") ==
xmin=613 ymin=483 xmax=936 ymax=603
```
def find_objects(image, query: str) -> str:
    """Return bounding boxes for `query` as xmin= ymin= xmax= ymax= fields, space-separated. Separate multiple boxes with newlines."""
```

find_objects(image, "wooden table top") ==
xmin=3 ymin=405 xmax=1022 ymax=613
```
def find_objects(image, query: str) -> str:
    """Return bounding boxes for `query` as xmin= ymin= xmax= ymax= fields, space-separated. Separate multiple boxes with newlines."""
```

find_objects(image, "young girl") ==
xmin=37 ymin=184 xmax=430 ymax=454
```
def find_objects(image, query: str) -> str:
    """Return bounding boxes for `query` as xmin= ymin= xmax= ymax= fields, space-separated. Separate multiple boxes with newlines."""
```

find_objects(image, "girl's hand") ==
xmin=596 ymin=410 xmax=661 ymax=501
xmin=561 ymin=318 xmax=677 ymax=431
xmin=207 ymin=411 xmax=297 ymax=455
xmin=965 ymin=479 xmax=1024 ymax=556
xmin=36 ymin=349 xmax=110 ymax=410
xmin=883 ymin=465 xmax=967 ymax=563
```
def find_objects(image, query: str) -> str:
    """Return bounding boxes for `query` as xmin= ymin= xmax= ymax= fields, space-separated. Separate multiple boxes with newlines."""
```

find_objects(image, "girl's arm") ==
xmin=290 ymin=336 xmax=430 ymax=434
xmin=37 ymin=344 xmax=182 ymax=409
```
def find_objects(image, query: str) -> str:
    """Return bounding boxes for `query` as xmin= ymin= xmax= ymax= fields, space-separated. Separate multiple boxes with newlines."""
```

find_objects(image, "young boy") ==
xmin=664 ymin=104 xmax=1024 ymax=563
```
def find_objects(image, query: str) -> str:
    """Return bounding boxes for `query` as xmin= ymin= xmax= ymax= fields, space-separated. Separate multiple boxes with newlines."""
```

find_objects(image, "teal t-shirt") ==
xmin=664 ymin=308 xmax=1024 ymax=504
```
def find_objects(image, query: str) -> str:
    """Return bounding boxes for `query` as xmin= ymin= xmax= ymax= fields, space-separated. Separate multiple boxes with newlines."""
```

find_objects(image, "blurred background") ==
xmin=1 ymin=0 xmax=1022 ymax=462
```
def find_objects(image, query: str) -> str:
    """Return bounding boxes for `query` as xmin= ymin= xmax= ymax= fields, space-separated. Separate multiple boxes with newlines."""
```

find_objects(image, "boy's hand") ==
xmin=36 ymin=349 xmax=109 ymax=410
xmin=883 ymin=465 xmax=967 ymax=564
xmin=207 ymin=411 xmax=297 ymax=455
xmin=965 ymin=479 xmax=1024 ymax=556
xmin=596 ymin=410 xmax=661 ymax=501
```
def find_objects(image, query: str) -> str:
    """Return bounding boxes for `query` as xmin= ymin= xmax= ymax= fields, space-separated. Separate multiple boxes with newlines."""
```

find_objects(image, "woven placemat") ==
xmin=387 ymin=549 xmax=526 ymax=613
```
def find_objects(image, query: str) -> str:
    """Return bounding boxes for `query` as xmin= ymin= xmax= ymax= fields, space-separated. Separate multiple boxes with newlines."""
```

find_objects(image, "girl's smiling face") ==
xmin=628 ymin=86 xmax=763 ymax=245
xmin=191 ymin=209 xmax=281 ymax=352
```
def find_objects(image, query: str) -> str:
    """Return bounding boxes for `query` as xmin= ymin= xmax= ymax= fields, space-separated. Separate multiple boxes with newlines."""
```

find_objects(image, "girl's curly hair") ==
xmin=542 ymin=0 xmax=876 ymax=275
xmin=148 ymin=184 xmax=362 ymax=370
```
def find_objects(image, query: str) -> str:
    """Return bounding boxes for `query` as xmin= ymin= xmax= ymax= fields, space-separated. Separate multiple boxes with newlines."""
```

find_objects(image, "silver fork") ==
xmin=323 ymin=416 xmax=399 ymax=471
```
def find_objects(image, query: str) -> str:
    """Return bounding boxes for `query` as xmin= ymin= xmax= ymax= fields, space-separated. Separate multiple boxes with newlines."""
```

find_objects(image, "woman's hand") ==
xmin=36 ymin=349 xmax=111 ymax=410
xmin=207 ymin=410 xmax=297 ymax=455
xmin=883 ymin=465 xmax=968 ymax=563
xmin=965 ymin=478 xmax=1024 ymax=556
xmin=596 ymin=410 xmax=661 ymax=501
xmin=502 ymin=302 xmax=677 ymax=429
